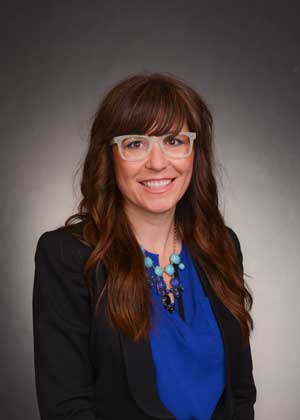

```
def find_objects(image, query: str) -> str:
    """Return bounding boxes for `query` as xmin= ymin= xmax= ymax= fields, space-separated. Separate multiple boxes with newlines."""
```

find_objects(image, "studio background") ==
xmin=1 ymin=2 xmax=299 ymax=419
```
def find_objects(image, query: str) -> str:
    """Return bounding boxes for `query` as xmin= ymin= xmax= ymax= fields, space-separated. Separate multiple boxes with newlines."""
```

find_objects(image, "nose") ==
xmin=144 ymin=139 xmax=169 ymax=170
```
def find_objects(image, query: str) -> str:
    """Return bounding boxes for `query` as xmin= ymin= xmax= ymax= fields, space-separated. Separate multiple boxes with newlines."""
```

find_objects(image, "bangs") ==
xmin=108 ymin=79 xmax=190 ymax=137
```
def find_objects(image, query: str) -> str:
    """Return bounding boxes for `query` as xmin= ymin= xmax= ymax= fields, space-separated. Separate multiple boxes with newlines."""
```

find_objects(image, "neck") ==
xmin=124 ymin=202 xmax=177 ymax=255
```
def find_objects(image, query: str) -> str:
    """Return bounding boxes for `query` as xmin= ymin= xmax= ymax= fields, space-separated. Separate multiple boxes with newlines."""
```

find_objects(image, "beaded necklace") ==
xmin=141 ymin=224 xmax=185 ymax=313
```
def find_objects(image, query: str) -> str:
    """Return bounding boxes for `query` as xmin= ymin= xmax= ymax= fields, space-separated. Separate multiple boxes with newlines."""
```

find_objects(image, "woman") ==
xmin=33 ymin=72 xmax=256 ymax=420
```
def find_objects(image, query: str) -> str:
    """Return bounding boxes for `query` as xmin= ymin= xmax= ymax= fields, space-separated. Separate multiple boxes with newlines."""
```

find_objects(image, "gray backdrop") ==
xmin=1 ymin=1 xmax=299 ymax=419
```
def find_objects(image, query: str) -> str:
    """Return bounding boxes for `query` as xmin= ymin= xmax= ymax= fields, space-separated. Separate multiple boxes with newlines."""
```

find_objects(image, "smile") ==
xmin=139 ymin=178 xmax=176 ymax=193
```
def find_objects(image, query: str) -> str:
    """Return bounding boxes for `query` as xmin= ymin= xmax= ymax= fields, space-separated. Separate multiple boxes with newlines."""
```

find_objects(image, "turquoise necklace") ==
xmin=141 ymin=224 xmax=185 ymax=313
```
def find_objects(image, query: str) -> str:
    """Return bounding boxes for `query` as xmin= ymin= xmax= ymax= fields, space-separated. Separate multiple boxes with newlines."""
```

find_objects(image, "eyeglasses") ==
xmin=109 ymin=132 xmax=196 ymax=161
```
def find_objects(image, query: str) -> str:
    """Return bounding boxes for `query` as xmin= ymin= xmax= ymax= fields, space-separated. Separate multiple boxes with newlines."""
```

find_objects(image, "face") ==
xmin=111 ymin=121 xmax=194 ymax=216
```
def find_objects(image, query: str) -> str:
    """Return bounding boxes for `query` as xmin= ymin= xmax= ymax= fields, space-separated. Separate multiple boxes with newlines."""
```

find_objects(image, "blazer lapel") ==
xmin=94 ymin=262 xmax=175 ymax=419
xmin=120 ymin=333 xmax=176 ymax=419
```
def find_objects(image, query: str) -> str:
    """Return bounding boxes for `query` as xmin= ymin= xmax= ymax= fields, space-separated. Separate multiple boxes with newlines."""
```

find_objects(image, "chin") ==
xmin=143 ymin=203 xmax=176 ymax=214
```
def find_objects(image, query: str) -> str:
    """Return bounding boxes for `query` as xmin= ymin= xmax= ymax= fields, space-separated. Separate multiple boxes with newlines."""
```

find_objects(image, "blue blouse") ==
xmin=145 ymin=241 xmax=225 ymax=420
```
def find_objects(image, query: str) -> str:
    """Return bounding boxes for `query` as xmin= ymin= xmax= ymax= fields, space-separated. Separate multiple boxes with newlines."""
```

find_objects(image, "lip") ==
xmin=139 ymin=178 xmax=175 ymax=182
xmin=139 ymin=178 xmax=176 ymax=193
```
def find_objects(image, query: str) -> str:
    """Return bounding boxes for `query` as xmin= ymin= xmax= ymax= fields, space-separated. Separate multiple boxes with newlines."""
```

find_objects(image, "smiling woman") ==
xmin=33 ymin=72 xmax=256 ymax=420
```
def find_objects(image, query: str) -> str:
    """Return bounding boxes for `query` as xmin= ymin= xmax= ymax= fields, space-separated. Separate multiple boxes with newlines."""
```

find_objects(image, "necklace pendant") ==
xmin=162 ymin=293 xmax=171 ymax=307
xmin=162 ymin=293 xmax=175 ymax=312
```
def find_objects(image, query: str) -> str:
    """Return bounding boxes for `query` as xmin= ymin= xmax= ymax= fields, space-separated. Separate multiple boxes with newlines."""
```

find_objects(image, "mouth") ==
xmin=139 ymin=178 xmax=176 ymax=192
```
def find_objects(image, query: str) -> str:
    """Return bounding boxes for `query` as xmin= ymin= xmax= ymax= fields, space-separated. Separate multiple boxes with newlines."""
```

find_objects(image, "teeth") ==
xmin=142 ymin=179 xmax=172 ymax=188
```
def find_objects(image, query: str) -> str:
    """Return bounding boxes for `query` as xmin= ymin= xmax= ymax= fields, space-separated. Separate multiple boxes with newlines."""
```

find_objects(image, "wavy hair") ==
xmin=64 ymin=72 xmax=254 ymax=346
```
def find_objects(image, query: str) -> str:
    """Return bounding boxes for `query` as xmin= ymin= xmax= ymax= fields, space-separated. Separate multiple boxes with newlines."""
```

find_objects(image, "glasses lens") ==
xmin=121 ymin=136 xmax=150 ymax=160
xmin=162 ymin=134 xmax=191 ymax=158
xmin=120 ymin=134 xmax=192 ymax=160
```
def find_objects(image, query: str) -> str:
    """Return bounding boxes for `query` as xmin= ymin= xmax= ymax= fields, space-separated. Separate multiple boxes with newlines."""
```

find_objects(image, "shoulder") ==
xmin=35 ymin=221 xmax=92 ymax=271
xmin=33 ymin=222 xmax=94 ymax=326
xmin=225 ymin=225 xmax=243 ymax=269
xmin=226 ymin=226 xmax=241 ymax=248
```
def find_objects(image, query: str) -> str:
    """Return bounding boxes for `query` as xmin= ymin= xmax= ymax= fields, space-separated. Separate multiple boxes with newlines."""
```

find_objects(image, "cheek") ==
xmin=180 ymin=156 xmax=194 ymax=180
xmin=112 ymin=155 xmax=128 ymax=193
xmin=113 ymin=160 xmax=141 ymax=194
xmin=178 ymin=158 xmax=194 ymax=191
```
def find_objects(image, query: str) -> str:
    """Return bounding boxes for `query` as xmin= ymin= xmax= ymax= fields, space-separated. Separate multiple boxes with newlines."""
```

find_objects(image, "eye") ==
xmin=164 ymin=136 xmax=184 ymax=146
xmin=123 ymin=137 xmax=147 ymax=149
xmin=126 ymin=140 xmax=143 ymax=149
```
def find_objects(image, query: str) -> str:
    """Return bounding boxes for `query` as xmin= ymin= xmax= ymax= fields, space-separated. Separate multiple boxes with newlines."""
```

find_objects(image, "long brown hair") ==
xmin=64 ymin=72 xmax=254 ymax=346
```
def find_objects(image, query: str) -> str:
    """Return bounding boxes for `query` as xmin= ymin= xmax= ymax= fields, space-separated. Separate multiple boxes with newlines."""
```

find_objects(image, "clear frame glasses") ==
xmin=109 ymin=131 xmax=196 ymax=161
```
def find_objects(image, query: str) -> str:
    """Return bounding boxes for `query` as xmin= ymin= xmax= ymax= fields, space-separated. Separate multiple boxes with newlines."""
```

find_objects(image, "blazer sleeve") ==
xmin=227 ymin=227 xmax=257 ymax=420
xmin=32 ymin=228 xmax=101 ymax=420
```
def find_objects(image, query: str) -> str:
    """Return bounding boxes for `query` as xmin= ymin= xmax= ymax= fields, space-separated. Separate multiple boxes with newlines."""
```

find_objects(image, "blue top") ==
xmin=145 ymin=241 xmax=225 ymax=420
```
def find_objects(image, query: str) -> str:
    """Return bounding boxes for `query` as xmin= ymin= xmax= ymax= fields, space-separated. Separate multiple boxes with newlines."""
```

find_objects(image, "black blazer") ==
xmin=33 ymin=223 xmax=256 ymax=420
